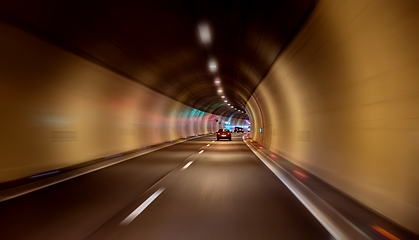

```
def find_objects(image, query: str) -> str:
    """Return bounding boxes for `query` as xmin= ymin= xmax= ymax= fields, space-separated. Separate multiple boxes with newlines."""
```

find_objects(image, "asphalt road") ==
xmin=0 ymin=134 xmax=330 ymax=240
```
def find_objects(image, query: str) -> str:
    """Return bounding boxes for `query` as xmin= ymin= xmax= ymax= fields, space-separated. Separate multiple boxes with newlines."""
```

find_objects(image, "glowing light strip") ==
xmin=29 ymin=170 xmax=59 ymax=178
xmin=371 ymin=225 xmax=400 ymax=240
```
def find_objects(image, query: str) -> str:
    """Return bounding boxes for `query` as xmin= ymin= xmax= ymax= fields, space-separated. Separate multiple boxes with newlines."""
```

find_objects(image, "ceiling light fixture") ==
xmin=198 ymin=23 xmax=211 ymax=45
xmin=209 ymin=59 xmax=217 ymax=72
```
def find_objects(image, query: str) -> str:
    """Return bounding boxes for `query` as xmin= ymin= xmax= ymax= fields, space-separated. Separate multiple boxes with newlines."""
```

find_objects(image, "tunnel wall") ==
xmin=248 ymin=0 xmax=419 ymax=233
xmin=0 ymin=20 xmax=241 ymax=183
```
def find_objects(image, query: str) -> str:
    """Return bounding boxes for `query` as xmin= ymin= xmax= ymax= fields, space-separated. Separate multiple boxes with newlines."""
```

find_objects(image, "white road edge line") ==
xmin=198 ymin=150 xmax=204 ymax=154
xmin=181 ymin=161 xmax=193 ymax=170
xmin=242 ymin=136 xmax=370 ymax=240
xmin=120 ymin=188 xmax=165 ymax=226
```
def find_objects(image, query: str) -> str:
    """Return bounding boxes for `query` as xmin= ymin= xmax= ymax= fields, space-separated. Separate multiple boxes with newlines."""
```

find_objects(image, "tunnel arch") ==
xmin=0 ymin=0 xmax=419 ymax=235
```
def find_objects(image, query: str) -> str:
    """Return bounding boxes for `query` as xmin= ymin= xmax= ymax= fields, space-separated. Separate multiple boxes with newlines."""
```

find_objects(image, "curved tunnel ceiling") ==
xmin=0 ymin=0 xmax=315 ymax=118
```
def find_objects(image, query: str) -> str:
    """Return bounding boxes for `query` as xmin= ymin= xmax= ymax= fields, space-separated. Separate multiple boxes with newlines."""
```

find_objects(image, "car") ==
xmin=217 ymin=129 xmax=231 ymax=141
xmin=236 ymin=127 xmax=244 ymax=133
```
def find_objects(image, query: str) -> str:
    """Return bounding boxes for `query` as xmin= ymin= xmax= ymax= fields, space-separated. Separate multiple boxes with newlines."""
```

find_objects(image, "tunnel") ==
xmin=0 ymin=0 xmax=419 ymax=239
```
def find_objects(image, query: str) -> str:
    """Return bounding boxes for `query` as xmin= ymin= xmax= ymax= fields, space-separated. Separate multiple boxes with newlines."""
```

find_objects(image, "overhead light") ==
xmin=218 ymin=89 xmax=223 ymax=93
xmin=221 ymin=96 xmax=225 ymax=98
xmin=214 ymin=78 xmax=221 ymax=85
xmin=198 ymin=23 xmax=211 ymax=45
xmin=224 ymin=100 xmax=227 ymax=102
xmin=209 ymin=59 xmax=217 ymax=72
xmin=228 ymin=104 xmax=230 ymax=106
xmin=231 ymin=106 xmax=234 ymax=108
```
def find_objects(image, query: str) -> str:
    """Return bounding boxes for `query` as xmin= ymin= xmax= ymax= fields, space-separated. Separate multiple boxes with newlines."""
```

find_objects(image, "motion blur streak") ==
xmin=0 ymin=20 xmax=247 ymax=183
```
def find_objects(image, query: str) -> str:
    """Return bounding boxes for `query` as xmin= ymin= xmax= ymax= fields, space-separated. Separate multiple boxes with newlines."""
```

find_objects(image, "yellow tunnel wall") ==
xmin=0 ymin=20 xmax=244 ymax=183
xmin=248 ymin=0 xmax=419 ymax=233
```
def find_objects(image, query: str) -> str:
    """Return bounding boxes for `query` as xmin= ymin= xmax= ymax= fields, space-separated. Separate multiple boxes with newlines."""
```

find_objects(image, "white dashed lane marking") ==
xmin=119 ymin=188 xmax=165 ymax=226
xmin=181 ymin=161 xmax=194 ymax=171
